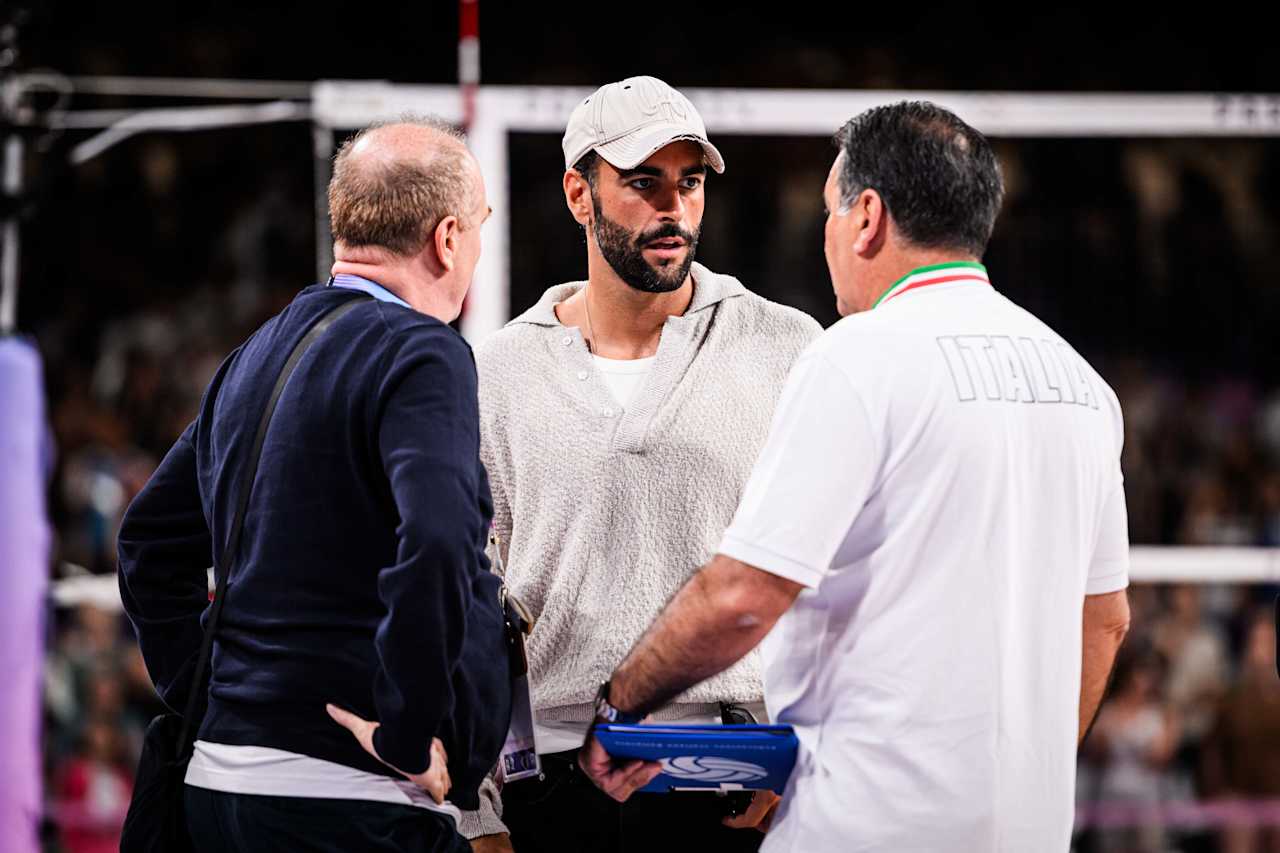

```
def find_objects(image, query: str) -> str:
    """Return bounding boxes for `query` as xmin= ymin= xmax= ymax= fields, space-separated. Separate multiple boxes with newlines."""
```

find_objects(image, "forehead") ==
xmin=636 ymin=139 xmax=705 ymax=171
xmin=470 ymin=182 xmax=489 ymax=213
xmin=464 ymin=154 xmax=486 ymax=195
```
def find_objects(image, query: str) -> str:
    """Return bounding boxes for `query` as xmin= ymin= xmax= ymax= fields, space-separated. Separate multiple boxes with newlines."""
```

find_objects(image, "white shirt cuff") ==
xmin=1085 ymin=565 xmax=1129 ymax=595
xmin=719 ymin=534 xmax=824 ymax=588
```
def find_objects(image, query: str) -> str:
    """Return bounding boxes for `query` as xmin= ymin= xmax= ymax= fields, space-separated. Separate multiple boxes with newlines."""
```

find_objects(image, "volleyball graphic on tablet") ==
xmin=659 ymin=755 xmax=769 ymax=783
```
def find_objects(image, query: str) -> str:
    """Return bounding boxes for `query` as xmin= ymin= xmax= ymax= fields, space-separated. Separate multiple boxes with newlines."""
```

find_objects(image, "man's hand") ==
xmin=325 ymin=703 xmax=451 ymax=803
xmin=469 ymin=833 xmax=514 ymax=853
xmin=722 ymin=789 xmax=781 ymax=832
xmin=578 ymin=728 xmax=662 ymax=802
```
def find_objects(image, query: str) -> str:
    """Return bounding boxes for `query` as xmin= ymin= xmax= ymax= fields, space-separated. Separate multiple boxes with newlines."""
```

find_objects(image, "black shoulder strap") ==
xmin=177 ymin=294 xmax=372 ymax=751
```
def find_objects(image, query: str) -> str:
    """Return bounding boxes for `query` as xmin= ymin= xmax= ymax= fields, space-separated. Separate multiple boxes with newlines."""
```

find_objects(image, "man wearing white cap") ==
xmin=459 ymin=76 xmax=821 ymax=852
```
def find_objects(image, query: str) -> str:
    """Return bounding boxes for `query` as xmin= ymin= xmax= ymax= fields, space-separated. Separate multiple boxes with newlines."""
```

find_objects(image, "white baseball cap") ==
xmin=562 ymin=76 xmax=725 ymax=175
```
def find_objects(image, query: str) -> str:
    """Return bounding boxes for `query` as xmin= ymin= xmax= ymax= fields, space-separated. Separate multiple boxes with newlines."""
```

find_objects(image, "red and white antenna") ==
xmin=458 ymin=0 xmax=479 ymax=133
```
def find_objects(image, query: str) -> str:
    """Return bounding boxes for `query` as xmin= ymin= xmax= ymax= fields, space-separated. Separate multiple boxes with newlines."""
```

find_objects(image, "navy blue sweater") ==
xmin=117 ymin=284 xmax=511 ymax=808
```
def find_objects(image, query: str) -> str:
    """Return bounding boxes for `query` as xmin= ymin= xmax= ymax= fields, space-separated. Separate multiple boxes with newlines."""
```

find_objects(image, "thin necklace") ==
xmin=583 ymin=287 xmax=597 ymax=354
xmin=582 ymin=286 xmax=661 ymax=358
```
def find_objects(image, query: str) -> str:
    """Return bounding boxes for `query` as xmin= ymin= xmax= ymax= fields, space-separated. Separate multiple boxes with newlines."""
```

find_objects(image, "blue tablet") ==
xmin=593 ymin=723 xmax=799 ymax=794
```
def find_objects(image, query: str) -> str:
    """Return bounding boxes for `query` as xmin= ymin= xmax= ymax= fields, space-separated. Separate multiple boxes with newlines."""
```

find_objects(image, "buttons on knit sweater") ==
xmin=577 ymin=371 xmax=588 ymax=380
xmin=562 ymin=336 xmax=572 ymax=346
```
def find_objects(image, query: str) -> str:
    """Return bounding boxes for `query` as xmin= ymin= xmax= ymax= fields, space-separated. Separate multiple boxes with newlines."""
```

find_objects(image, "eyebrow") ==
xmin=616 ymin=164 xmax=708 ymax=180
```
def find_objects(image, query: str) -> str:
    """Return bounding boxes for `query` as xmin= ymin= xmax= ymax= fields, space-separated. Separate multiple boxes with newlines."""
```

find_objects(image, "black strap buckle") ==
xmin=502 ymin=585 xmax=533 ymax=678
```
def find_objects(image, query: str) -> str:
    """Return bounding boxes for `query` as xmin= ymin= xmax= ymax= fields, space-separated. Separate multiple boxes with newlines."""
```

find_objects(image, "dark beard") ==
xmin=593 ymin=209 xmax=700 ymax=294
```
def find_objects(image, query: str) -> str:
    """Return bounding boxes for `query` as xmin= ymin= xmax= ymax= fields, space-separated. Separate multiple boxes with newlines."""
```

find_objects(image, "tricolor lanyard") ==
xmin=873 ymin=261 xmax=990 ymax=309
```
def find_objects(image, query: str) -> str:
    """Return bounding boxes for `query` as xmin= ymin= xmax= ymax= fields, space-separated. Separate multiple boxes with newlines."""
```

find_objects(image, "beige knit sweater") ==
xmin=478 ymin=263 xmax=821 ymax=718
xmin=457 ymin=264 xmax=820 ymax=838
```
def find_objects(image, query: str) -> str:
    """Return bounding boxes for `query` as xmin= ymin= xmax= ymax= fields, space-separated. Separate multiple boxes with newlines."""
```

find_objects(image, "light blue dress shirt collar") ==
xmin=329 ymin=274 xmax=412 ymax=310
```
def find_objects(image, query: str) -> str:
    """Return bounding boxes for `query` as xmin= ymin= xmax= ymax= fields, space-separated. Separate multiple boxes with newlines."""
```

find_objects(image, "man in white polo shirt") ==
xmin=581 ymin=101 xmax=1133 ymax=852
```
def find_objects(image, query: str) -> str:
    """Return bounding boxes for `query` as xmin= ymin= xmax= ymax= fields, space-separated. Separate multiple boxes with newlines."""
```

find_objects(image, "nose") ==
xmin=653 ymin=184 xmax=685 ymax=223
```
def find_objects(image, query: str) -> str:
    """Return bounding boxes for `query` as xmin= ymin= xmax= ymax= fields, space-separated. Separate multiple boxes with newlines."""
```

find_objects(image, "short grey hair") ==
xmin=833 ymin=101 xmax=1003 ymax=257
xmin=328 ymin=114 xmax=476 ymax=257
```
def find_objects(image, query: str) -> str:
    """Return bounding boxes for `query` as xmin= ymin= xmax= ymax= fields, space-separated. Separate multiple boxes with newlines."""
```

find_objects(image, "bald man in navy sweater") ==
xmin=118 ymin=118 xmax=509 ymax=853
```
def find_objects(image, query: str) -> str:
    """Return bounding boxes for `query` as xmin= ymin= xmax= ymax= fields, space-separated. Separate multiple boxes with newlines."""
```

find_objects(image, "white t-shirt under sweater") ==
xmin=591 ymin=354 xmax=655 ymax=410
xmin=719 ymin=263 xmax=1130 ymax=852
xmin=186 ymin=741 xmax=460 ymax=822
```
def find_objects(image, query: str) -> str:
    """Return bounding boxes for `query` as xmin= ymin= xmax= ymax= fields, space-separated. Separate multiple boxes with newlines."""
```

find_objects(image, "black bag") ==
xmin=119 ymin=296 xmax=371 ymax=852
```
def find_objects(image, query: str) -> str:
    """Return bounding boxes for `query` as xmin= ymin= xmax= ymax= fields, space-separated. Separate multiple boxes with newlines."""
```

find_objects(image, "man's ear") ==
xmin=851 ymin=188 xmax=886 ymax=257
xmin=564 ymin=170 xmax=594 ymax=227
xmin=433 ymin=215 xmax=461 ymax=271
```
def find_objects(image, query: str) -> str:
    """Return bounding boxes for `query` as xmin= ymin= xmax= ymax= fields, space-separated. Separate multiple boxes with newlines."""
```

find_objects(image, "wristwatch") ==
xmin=594 ymin=680 xmax=645 ymax=725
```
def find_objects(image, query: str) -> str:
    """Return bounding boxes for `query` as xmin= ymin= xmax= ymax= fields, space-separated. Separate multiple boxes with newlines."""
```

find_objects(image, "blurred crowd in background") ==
xmin=13 ymin=5 xmax=1279 ymax=850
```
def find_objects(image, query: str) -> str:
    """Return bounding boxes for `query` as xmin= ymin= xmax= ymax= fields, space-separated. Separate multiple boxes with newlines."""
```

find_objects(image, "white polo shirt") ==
xmin=719 ymin=263 xmax=1129 ymax=852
